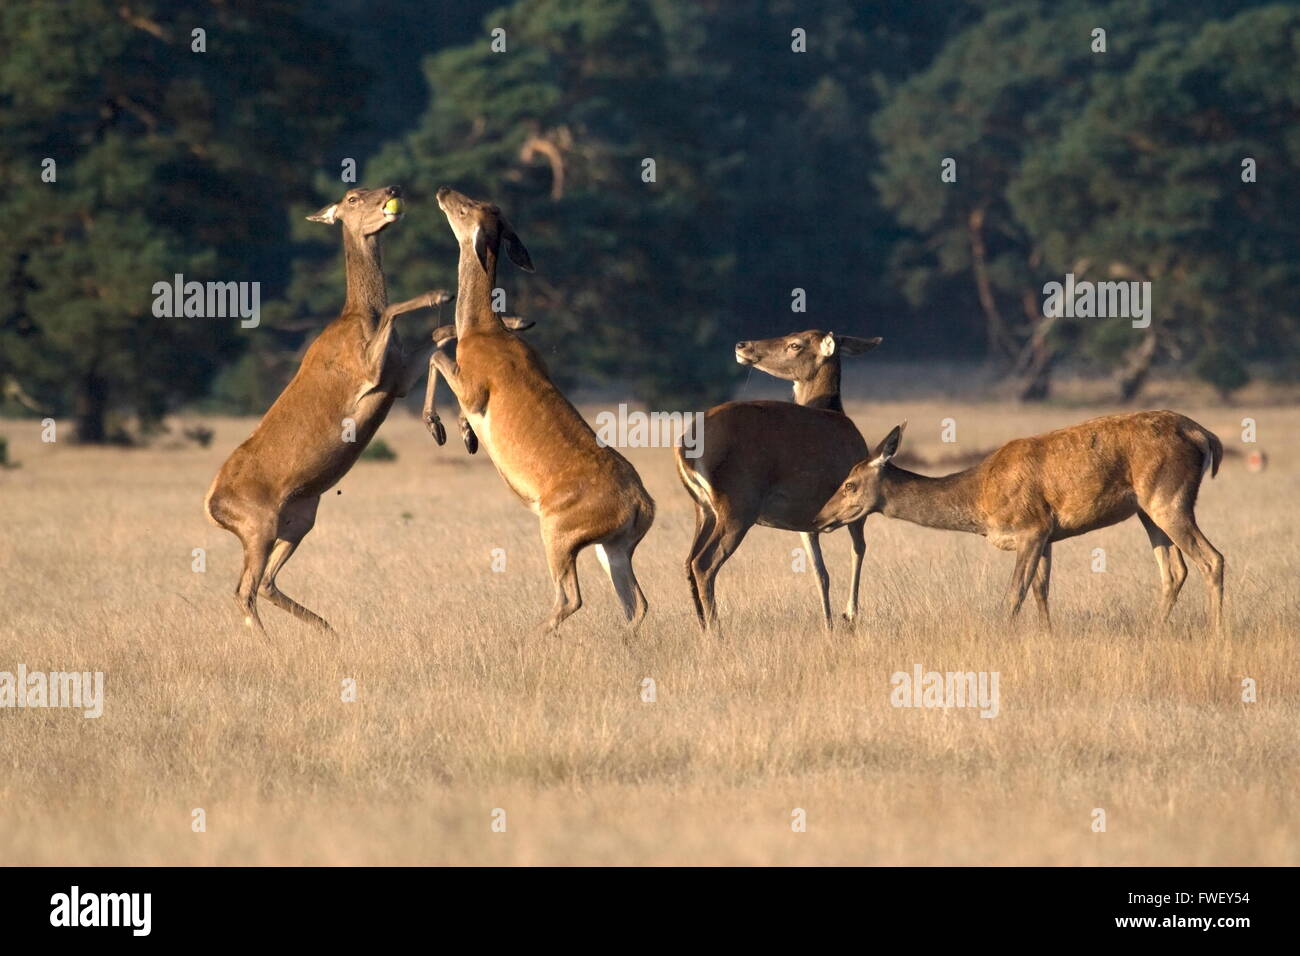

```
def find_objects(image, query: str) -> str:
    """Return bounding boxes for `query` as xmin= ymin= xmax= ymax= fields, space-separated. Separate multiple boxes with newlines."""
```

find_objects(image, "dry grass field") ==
xmin=1 ymin=390 xmax=1297 ymax=865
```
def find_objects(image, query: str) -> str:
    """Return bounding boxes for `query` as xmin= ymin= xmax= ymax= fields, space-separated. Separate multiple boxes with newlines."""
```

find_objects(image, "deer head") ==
xmin=307 ymin=185 xmax=405 ymax=237
xmin=435 ymin=187 xmax=534 ymax=275
xmin=814 ymin=423 xmax=906 ymax=531
xmin=735 ymin=331 xmax=881 ymax=383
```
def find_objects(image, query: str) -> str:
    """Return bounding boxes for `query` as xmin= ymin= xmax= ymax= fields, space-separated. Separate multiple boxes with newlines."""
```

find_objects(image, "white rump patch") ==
xmin=675 ymin=454 xmax=715 ymax=508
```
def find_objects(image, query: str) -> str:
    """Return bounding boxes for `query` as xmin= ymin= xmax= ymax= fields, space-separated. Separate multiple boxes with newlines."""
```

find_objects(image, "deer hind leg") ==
xmin=687 ymin=512 xmax=728 ymax=632
xmin=540 ymin=523 xmax=584 ymax=634
xmin=1138 ymin=511 xmax=1186 ymax=624
xmin=1149 ymin=506 xmax=1224 ymax=633
xmin=685 ymin=503 xmax=716 ymax=628
xmin=799 ymin=532 xmax=833 ymax=629
xmin=259 ymin=497 xmax=331 ymax=631
xmin=595 ymin=540 xmax=648 ymax=632
xmin=1168 ymin=546 xmax=1188 ymax=607
xmin=1031 ymin=542 xmax=1052 ymax=631
xmin=231 ymin=516 xmax=277 ymax=635
xmin=842 ymin=519 xmax=867 ymax=625
xmin=691 ymin=507 xmax=753 ymax=634
xmin=597 ymin=502 xmax=653 ymax=631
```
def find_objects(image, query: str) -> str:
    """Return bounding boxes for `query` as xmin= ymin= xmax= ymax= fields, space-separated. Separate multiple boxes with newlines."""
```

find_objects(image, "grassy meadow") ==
xmin=0 ymin=387 xmax=1297 ymax=865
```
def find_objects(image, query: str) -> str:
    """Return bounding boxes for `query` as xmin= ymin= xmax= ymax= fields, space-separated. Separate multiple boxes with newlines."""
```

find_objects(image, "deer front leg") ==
xmin=429 ymin=349 xmax=487 ymax=454
xmin=422 ymin=325 xmax=465 ymax=445
xmin=422 ymin=347 xmax=448 ymax=445
xmin=1006 ymin=532 xmax=1050 ymax=620
xmin=365 ymin=290 xmax=452 ymax=386
xmin=799 ymin=531 xmax=833 ymax=629
xmin=460 ymin=415 xmax=478 ymax=454
xmin=442 ymin=315 xmax=532 ymax=452
xmin=424 ymin=326 xmax=480 ymax=453
xmin=842 ymin=519 xmax=867 ymax=624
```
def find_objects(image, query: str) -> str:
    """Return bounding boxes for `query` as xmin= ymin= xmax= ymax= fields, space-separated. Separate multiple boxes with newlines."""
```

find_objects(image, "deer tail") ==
xmin=1186 ymin=422 xmax=1223 ymax=479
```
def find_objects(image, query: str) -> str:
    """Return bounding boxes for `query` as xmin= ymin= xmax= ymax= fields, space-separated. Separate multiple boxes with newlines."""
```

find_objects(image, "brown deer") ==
xmin=814 ymin=411 xmax=1225 ymax=630
xmin=426 ymin=187 xmax=655 ymax=632
xmin=205 ymin=185 xmax=449 ymax=633
xmin=676 ymin=331 xmax=881 ymax=631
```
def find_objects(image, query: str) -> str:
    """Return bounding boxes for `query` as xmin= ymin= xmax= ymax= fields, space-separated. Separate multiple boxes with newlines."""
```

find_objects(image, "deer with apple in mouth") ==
xmin=205 ymin=185 xmax=450 ymax=633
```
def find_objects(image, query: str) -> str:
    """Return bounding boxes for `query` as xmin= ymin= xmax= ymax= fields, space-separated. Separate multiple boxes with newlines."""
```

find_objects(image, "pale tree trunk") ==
xmin=967 ymin=205 xmax=1017 ymax=361
xmin=1013 ymin=289 xmax=1056 ymax=402
xmin=1115 ymin=331 xmax=1158 ymax=403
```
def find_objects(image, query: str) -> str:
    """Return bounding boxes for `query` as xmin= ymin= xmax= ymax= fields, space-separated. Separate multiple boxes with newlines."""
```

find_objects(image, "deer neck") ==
xmin=793 ymin=361 xmax=843 ymax=412
xmin=341 ymin=229 xmax=387 ymax=333
xmin=455 ymin=242 xmax=501 ymax=337
xmin=880 ymin=465 xmax=985 ymax=535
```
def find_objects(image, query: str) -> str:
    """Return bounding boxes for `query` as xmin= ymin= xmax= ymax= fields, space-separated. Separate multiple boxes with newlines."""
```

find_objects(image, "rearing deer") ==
xmin=814 ymin=411 xmax=1225 ymax=630
xmin=676 ymin=330 xmax=881 ymax=631
xmin=205 ymin=185 xmax=448 ymax=633
xmin=427 ymin=188 xmax=655 ymax=632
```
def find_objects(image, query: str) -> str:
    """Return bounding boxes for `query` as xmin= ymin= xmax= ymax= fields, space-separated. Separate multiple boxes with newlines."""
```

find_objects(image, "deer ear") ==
xmin=870 ymin=422 xmax=906 ymax=467
xmin=819 ymin=334 xmax=837 ymax=357
xmin=306 ymin=203 xmax=339 ymax=224
xmin=838 ymin=335 xmax=883 ymax=356
xmin=472 ymin=225 xmax=491 ymax=274
xmin=501 ymin=223 xmax=534 ymax=273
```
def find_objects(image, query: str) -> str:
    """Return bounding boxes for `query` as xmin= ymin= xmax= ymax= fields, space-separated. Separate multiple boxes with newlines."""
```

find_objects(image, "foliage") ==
xmin=359 ymin=437 xmax=398 ymax=461
xmin=3 ymin=0 xmax=1298 ymax=434
xmin=0 ymin=0 xmax=364 ymax=439
xmin=873 ymin=0 xmax=1290 ymax=397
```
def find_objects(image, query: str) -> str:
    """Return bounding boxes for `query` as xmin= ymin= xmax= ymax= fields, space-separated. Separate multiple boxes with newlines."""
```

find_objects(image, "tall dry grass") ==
xmin=0 ymin=397 xmax=1296 ymax=864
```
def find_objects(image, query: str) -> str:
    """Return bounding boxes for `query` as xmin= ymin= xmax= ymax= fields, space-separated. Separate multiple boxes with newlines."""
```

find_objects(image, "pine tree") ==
xmin=0 ymin=0 xmax=364 ymax=440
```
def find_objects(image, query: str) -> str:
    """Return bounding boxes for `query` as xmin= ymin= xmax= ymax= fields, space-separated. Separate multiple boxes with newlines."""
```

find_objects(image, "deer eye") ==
xmin=788 ymin=342 xmax=802 ymax=351
xmin=844 ymin=482 xmax=857 ymax=493
xmin=347 ymin=196 xmax=358 ymax=204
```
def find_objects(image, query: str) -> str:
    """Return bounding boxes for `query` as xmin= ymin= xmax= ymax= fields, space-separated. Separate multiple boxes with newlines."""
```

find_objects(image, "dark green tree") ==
xmin=0 ymin=0 xmax=363 ymax=440
xmin=1009 ymin=3 xmax=1300 ymax=400
xmin=352 ymin=0 xmax=731 ymax=407
xmin=872 ymin=0 xmax=1273 ymax=399
xmin=663 ymin=0 xmax=976 ymax=361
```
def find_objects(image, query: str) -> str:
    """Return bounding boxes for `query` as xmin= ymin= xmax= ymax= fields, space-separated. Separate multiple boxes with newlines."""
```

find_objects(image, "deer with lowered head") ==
xmin=205 ymin=185 xmax=450 ymax=633
xmin=427 ymin=187 xmax=655 ymax=632
xmin=676 ymin=330 xmax=882 ymax=632
xmin=814 ymin=411 xmax=1225 ymax=630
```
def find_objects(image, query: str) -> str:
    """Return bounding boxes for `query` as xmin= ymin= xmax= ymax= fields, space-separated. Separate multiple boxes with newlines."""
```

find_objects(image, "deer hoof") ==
xmin=425 ymin=415 xmax=447 ymax=445
xmin=461 ymin=422 xmax=479 ymax=455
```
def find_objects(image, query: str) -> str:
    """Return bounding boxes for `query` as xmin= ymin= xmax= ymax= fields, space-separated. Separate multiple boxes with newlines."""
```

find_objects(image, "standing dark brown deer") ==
xmin=204 ymin=186 xmax=448 ymax=633
xmin=676 ymin=330 xmax=881 ymax=631
xmin=814 ymin=411 xmax=1225 ymax=629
